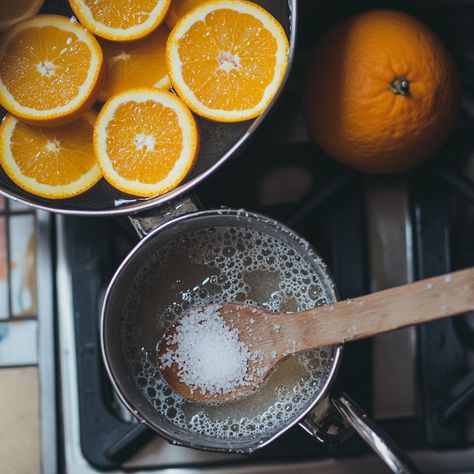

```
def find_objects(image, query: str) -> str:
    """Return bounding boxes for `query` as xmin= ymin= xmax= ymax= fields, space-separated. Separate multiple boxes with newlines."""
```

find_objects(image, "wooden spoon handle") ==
xmin=296 ymin=267 xmax=474 ymax=350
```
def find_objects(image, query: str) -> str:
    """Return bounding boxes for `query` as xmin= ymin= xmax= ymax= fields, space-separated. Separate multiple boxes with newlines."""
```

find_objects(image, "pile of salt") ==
xmin=159 ymin=304 xmax=256 ymax=396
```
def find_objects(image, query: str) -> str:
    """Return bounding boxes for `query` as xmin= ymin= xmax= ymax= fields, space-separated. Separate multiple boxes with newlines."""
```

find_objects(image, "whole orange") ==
xmin=303 ymin=9 xmax=460 ymax=174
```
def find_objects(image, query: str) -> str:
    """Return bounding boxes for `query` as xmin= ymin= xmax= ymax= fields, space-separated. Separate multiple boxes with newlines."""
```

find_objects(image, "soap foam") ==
xmin=121 ymin=225 xmax=333 ymax=442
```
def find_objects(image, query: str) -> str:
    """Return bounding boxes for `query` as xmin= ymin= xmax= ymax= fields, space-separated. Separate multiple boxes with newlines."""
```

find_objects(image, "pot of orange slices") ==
xmin=0 ymin=0 xmax=295 ymax=215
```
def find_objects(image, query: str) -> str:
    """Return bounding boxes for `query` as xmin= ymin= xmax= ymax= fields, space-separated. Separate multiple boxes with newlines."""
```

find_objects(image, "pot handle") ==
xmin=300 ymin=391 xmax=420 ymax=474
xmin=129 ymin=195 xmax=202 ymax=239
xmin=332 ymin=392 xmax=420 ymax=473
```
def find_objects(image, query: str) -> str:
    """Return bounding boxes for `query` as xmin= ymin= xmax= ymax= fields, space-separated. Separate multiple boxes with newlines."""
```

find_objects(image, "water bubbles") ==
xmin=222 ymin=246 xmax=236 ymax=257
xmin=308 ymin=285 xmax=319 ymax=300
xmin=167 ymin=407 xmax=177 ymax=418
xmin=121 ymin=224 xmax=332 ymax=442
xmin=235 ymin=292 xmax=246 ymax=302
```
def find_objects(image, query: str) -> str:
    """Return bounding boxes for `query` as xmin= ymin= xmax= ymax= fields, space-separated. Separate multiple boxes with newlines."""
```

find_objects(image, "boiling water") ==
xmin=121 ymin=225 xmax=334 ymax=442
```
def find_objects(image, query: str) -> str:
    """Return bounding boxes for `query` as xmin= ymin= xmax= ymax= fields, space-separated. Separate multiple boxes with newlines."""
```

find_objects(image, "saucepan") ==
xmin=101 ymin=201 xmax=420 ymax=474
xmin=0 ymin=0 xmax=295 ymax=215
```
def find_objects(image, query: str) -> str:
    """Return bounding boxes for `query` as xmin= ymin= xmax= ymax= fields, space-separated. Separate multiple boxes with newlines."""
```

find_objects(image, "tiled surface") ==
xmin=9 ymin=214 xmax=37 ymax=317
xmin=0 ymin=320 xmax=38 ymax=367
xmin=0 ymin=198 xmax=42 ymax=471
xmin=8 ymin=200 xmax=30 ymax=212
xmin=0 ymin=367 xmax=41 ymax=474
xmin=0 ymin=196 xmax=38 ymax=364
xmin=0 ymin=216 xmax=8 ymax=319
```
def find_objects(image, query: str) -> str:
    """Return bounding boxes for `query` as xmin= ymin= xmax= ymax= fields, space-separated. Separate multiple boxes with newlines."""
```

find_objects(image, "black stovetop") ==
xmin=62 ymin=136 xmax=474 ymax=470
xmin=59 ymin=0 xmax=474 ymax=470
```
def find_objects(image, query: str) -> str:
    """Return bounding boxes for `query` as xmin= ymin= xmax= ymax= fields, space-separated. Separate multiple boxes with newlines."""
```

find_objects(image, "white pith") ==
xmin=216 ymin=51 xmax=241 ymax=73
xmin=154 ymin=75 xmax=171 ymax=89
xmin=0 ymin=15 xmax=102 ymax=119
xmin=45 ymin=139 xmax=60 ymax=153
xmin=111 ymin=51 xmax=131 ymax=63
xmin=36 ymin=60 xmax=56 ymax=77
xmin=167 ymin=0 xmax=289 ymax=121
xmin=134 ymin=133 xmax=156 ymax=152
xmin=95 ymin=89 xmax=197 ymax=196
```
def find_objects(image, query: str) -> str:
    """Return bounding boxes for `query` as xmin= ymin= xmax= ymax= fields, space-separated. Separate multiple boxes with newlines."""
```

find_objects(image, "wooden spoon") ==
xmin=158 ymin=267 xmax=474 ymax=402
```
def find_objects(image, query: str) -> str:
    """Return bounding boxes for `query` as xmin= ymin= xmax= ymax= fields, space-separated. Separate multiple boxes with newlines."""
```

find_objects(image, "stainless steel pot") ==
xmin=0 ymin=0 xmax=296 ymax=216
xmin=100 ymin=201 xmax=420 ymax=473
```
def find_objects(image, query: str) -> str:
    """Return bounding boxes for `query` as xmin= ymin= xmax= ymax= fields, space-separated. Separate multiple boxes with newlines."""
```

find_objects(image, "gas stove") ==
xmin=53 ymin=1 xmax=474 ymax=472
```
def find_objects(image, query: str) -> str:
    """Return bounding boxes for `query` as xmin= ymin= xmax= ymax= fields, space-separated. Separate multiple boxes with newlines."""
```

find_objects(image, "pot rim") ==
xmin=100 ymin=208 xmax=344 ymax=454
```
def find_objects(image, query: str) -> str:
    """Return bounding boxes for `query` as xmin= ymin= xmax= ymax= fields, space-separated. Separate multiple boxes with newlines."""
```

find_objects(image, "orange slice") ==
xmin=164 ymin=0 xmax=207 ymax=29
xmin=0 ymin=15 xmax=103 ymax=127
xmin=0 ymin=0 xmax=45 ymax=31
xmin=166 ymin=0 xmax=289 ymax=122
xmin=68 ymin=0 xmax=171 ymax=42
xmin=98 ymin=25 xmax=171 ymax=102
xmin=94 ymin=88 xmax=198 ymax=197
xmin=0 ymin=112 xmax=101 ymax=199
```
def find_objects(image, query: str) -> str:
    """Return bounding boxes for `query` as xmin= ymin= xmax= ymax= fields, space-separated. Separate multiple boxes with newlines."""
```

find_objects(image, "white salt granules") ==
xmin=159 ymin=304 xmax=255 ymax=396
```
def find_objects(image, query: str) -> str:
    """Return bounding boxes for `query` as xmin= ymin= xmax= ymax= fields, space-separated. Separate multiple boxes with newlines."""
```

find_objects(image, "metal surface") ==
xmin=0 ymin=0 xmax=297 ymax=216
xmin=55 ymin=178 xmax=474 ymax=473
xmin=101 ymin=208 xmax=342 ymax=453
xmin=299 ymin=395 xmax=353 ymax=445
xmin=36 ymin=210 xmax=58 ymax=474
xmin=129 ymin=196 xmax=201 ymax=238
xmin=56 ymin=215 xmax=103 ymax=474
xmin=365 ymin=178 xmax=417 ymax=420
xmin=101 ymin=206 xmax=417 ymax=473
xmin=412 ymin=172 xmax=467 ymax=446
xmin=332 ymin=393 xmax=420 ymax=474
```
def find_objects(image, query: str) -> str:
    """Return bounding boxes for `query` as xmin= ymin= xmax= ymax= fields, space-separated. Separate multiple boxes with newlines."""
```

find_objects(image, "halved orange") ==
xmin=68 ymin=0 xmax=171 ymax=42
xmin=0 ymin=112 xmax=101 ymax=199
xmin=0 ymin=0 xmax=44 ymax=31
xmin=166 ymin=0 xmax=289 ymax=122
xmin=94 ymin=88 xmax=198 ymax=197
xmin=0 ymin=15 xmax=103 ymax=127
xmin=164 ymin=0 xmax=206 ymax=29
xmin=98 ymin=25 xmax=171 ymax=102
